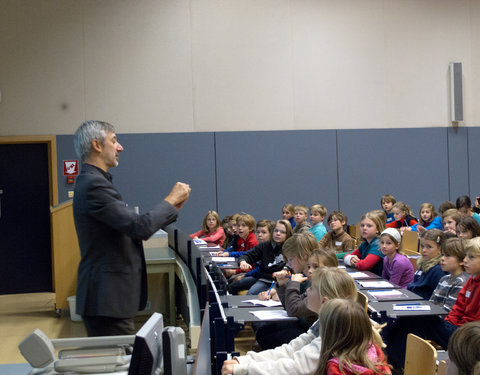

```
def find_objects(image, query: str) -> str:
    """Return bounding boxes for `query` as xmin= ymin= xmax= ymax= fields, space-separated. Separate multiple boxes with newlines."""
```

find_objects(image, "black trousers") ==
xmin=82 ymin=315 xmax=136 ymax=337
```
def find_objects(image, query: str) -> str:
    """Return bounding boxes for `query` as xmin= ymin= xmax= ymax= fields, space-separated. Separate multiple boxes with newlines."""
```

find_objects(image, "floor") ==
xmin=0 ymin=292 xmax=256 ymax=365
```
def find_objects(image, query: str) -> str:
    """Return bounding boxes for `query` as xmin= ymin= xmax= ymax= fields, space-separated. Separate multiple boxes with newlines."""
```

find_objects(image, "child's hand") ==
xmin=417 ymin=225 xmax=426 ymax=235
xmin=275 ymin=272 xmax=291 ymax=286
xmin=258 ymin=290 xmax=275 ymax=300
xmin=291 ymin=273 xmax=307 ymax=283
xmin=219 ymin=251 xmax=229 ymax=257
xmin=401 ymin=226 xmax=411 ymax=232
xmin=222 ymin=359 xmax=239 ymax=375
xmin=223 ymin=269 xmax=236 ymax=277
xmin=350 ymin=255 xmax=360 ymax=267
xmin=239 ymin=261 xmax=252 ymax=272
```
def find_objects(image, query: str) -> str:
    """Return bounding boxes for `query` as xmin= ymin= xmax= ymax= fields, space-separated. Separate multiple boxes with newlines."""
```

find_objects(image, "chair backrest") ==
xmin=437 ymin=359 xmax=448 ymax=375
xmin=349 ymin=222 xmax=361 ymax=240
xmin=401 ymin=230 xmax=419 ymax=253
xmin=356 ymin=291 xmax=368 ymax=312
xmin=404 ymin=333 xmax=437 ymax=375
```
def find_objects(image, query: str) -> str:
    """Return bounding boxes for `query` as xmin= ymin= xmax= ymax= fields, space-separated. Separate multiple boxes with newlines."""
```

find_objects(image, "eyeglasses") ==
xmin=274 ymin=229 xmax=286 ymax=234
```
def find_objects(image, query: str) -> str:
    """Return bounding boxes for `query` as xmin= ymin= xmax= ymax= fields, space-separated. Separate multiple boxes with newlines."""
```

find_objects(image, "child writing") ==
xmin=309 ymin=204 xmax=327 ymax=241
xmin=314 ymin=299 xmax=391 ymax=375
xmin=318 ymin=211 xmax=355 ymax=259
xmin=228 ymin=220 xmax=292 ymax=295
xmin=254 ymin=232 xmax=318 ymax=349
xmin=381 ymin=194 xmax=396 ymax=225
xmin=190 ymin=210 xmax=225 ymax=246
xmin=293 ymin=204 xmax=312 ymax=234
xmin=385 ymin=201 xmax=418 ymax=231
xmin=429 ymin=238 xmax=469 ymax=312
xmin=408 ymin=203 xmax=443 ymax=234
xmin=344 ymin=211 xmax=385 ymax=276
xmin=407 ymin=229 xmax=446 ymax=300
xmin=447 ymin=321 xmax=480 ymax=375
xmin=379 ymin=228 xmax=414 ymax=288
xmin=221 ymin=267 xmax=384 ymax=375
xmin=456 ymin=216 xmax=480 ymax=240
xmin=282 ymin=203 xmax=296 ymax=229
xmin=442 ymin=208 xmax=461 ymax=237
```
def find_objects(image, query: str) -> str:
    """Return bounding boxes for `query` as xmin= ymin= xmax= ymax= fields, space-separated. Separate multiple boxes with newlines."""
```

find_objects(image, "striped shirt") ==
xmin=429 ymin=272 xmax=470 ymax=312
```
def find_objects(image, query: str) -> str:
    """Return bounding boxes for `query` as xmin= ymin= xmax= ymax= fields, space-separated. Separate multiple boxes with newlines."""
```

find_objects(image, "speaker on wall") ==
xmin=449 ymin=62 xmax=463 ymax=122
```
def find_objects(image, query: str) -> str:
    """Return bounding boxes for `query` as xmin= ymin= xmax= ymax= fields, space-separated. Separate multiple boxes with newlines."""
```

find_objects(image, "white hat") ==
xmin=380 ymin=228 xmax=402 ymax=243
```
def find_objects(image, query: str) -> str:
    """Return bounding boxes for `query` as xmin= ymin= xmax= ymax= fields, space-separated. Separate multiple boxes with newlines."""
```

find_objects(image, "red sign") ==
xmin=63 ymin=160 xmax=79 ymax=176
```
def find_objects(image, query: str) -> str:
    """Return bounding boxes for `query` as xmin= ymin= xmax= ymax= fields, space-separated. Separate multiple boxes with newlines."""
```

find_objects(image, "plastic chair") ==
xmin=404 ymin=333 xmax=437 ymax=375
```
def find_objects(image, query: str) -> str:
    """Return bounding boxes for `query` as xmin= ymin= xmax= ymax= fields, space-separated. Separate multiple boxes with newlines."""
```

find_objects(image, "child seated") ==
xmin=429 ymin=237 xmax=469 ymax=312
xmin=456 ymin=195 xmax=480 ymax=226
xmin=407 ymin=229 xmax=446 ymax=300
xmin=293 ymin=204 xmax=312 ymax=234
xmin=314 ymin=299 xmax=391 ymax=375
xmin=254 ymin=233 xmax=318 ymax=349
xmin=190 ymin=210 xmax=225 ymax=246
xmin=381 ymin=194 xmax=396 ymax=225
xmin=282 ymin=203 xmax=296 ymax=229
xmin=386 ymin=237 xmax=480 ymax=368
xmin=309 ymin=204 xmax=327 ymax=241
xmin=256 ymin=219 xmax=276 ymax=243
xmin=221 ymin=267 xmax=384 ymax=375
xmin=456 ymin=216 xmax=480 ymax=240
xmin=318 ymin=211 xmax=355 ymax=259
xmin=344 ymin=210 xmax=385 ymax=276
xmin=228 ymin=220 xmax=292 ymax=295
xmin=385 ymin=201 xmax=418 ymax=231
xmin=409 ymin=203 xmax=443 ymax=234
xmin=221 ymin=213 xmax=240 ymax=250
xmin=442 ymin=208 xmax=461 ymax=237
xmin=447 ymin=321 xmax=480 ymax=375
xmin=380 ymin=228 xmax=414 ymax=288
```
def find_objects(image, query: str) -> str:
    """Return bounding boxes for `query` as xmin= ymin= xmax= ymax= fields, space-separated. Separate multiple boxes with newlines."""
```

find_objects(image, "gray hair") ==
xmin=73 ymin=120 xmax=115 ymax=162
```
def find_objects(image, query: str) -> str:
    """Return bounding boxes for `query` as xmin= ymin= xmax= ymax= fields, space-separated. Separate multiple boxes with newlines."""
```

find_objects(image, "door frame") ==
xmin=0 ymin=135 xmax=58 ymax=291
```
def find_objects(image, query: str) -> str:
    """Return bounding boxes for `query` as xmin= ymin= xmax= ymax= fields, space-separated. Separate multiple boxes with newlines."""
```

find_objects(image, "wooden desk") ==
xmin=144 ymin=247 xmax=176 ymax=324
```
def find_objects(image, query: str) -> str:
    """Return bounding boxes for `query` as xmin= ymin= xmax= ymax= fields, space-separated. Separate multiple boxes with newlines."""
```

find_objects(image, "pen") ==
xmin=267 ymin=280 xmax=275 ymax=296
xmin=394 ymin=302 xmax=421 ymax=306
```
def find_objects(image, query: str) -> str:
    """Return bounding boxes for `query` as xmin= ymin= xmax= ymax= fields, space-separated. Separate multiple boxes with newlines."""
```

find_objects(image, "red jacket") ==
xmin=236 ymin=231 xmax=258 ymax=252
xmin=189 ymin=227 xmax=225 ymax=246
xmin=385 ymin=214 xmax=418 ymax=229
xmin=446 ymin=275 xmax=480 ymax=326
xmin=326 ymin=344 xmax=391 ymax=375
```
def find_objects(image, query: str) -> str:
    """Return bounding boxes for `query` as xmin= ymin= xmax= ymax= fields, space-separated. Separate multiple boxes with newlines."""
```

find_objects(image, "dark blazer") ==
xmin=73 ymin=163 xmax=177 ymax=318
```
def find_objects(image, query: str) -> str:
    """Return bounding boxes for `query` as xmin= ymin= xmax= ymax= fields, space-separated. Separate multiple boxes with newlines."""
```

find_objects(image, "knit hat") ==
xmin=380 ymin=228 xmax=401 ymax=243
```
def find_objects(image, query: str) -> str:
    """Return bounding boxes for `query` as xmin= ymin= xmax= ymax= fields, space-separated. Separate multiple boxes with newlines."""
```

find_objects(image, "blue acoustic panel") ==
xmin=106 ymin=132 xmax=216 ymax=234
xmin=215 ymin=130 xmax=338 ymax=224
xmin=467 ymin=127 xmax=480 ymax=200
xmin=337 ymin=128 xmax=449 ymax=224
xmin=448 ymin=127 xmax=470 ymax=201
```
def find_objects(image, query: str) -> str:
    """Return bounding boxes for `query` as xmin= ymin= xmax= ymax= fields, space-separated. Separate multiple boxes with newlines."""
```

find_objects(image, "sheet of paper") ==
xmin=358 ymin=280 xmax=394 ymax=288
xmin=209 ymin=251 xmax=218 ymax=256
xmin=249 ymin=310 xmax=295 ymax=320
xmin=193 ymin=239 xmax=207 ymax=246
xmin=393 ymin=305 xmax=430 ymax=311
xmin=368 ymin=290 xmax=404 ymax=297
xmin=347 ymin=271 xmax=369 ymax=279
xmin=212 ymin=256 xmax=235 ymax=262
xmin=244 ymin=299 xmax=282 ymax=307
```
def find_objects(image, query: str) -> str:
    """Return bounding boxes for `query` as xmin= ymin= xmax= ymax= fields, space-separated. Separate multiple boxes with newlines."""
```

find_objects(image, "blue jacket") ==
xmin=410 ymin=216 xmax=442 ymax=232
xmin=407 ymin=264 xmax=446 ymax=300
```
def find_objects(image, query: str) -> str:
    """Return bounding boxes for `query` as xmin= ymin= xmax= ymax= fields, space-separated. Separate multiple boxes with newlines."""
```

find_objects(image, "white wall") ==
xmin=0 ymin=0 xmax=478 ymax=135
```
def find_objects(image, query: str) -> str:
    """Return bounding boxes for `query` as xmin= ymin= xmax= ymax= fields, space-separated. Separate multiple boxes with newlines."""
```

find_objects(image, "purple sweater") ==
xmin=382 ymin=253 xmax=415 ymax=288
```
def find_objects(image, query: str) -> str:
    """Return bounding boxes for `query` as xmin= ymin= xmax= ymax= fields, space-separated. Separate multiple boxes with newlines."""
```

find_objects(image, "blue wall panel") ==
xmin=57 ymin=132 xmax=217 ymax=233
xmin=215 ymin=130 xmax=338 ymax=223
xmin=337 ymin=128 xmax=449 ymax=223
xmin=448 ymin=127 xmax=470 ymax=200
xmin=468 ymin=127 xmax=480 ymax=198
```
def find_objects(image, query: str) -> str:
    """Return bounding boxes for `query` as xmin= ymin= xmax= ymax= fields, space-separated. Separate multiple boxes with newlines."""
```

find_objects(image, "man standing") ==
xmin=73 ymin=120 xmax=190 ymax=336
